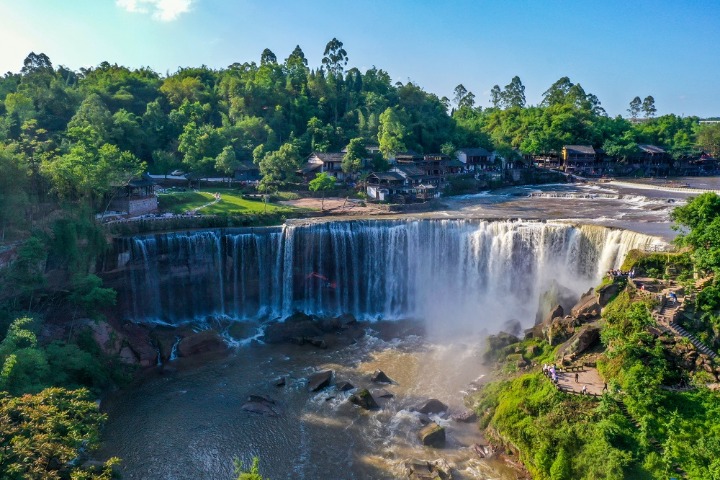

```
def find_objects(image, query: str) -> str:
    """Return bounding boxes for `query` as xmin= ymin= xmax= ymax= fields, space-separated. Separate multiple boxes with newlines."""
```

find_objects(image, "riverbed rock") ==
xmin=308 ymin=370 xmax=333 ymax=392
xmin=335 ymin=313 xmax=358 ymax=327
xmin=451 ymin=409 xmax=477 ymax=423
xmin=349 ymin=388 xmax=379 ymax=410
xmin=416 ymin=399 xmax=449 ymax=415
xmin=177 ymin=331 xmax=228 ymax=358
xmin=241 ymin=395 xmax=279 ymax=417
xmin=336 ymin=381 xmax=354 ymax=391
xmin=350 ymin=388 xmax=377 ymax=408
xmin=273 ymin=376 xmax=286 ymax=387
xmin=471 ymin=443 xmax=497 ymax=459
xmin=404 ymin=458 xmax=453 ymax=479
xmin=262 ymin=313 xmax=323 ymax=344
xmin=371 ymin=370 xmax=395 ymax=384
xmin=418 ymin=422 xmax=446 ymax=448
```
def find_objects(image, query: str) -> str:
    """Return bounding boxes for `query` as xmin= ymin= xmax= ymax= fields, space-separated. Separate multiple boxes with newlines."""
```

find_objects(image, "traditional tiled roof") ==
xmin=368 ymin=172 xmax=404 ymax=182
xmin=446 ymin=159 xmax=465 ymax=168
xmin=457 ymin=147 xmax=491 ymax=156
xmin=638 ymin=144 xmax=666 ymax=154
xmin=113 ymin=172 xmax=155 ymax=187
xmin=309 ymin=152 xmax=344 ymax=162
xmin=300 ymin=163 xmax=323 ymax=174
xmin=394 ymin=164 xmax=425 ymax=177
xmin=563 ymin=145 xmax=596 ymax=155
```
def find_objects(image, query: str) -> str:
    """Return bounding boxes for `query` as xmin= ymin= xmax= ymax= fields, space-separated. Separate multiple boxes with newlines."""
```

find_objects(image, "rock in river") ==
xmin=415 ymin=399 xmax=448 ymax=415
xmin=370 ymin=369 xmax=394 ymax=384
xmin=349 ymin=388 xmax=379 ymax=410
xmin=308 ymin=370 xmax=333 ymax=392
xmin=418 ymin=422 xmax=446 ymax=448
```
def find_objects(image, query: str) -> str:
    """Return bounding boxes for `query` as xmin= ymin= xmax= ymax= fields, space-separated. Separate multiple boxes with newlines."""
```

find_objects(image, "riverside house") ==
xmin=456 ymin=147 xmax=495 ymax=172
xmin=562 ymin=145 xmax=597 ymax=174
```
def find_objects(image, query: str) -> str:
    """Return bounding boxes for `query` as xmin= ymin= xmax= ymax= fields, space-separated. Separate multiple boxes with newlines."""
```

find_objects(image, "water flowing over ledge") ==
xmin=109 ymin=219 xmax=664 ymax=327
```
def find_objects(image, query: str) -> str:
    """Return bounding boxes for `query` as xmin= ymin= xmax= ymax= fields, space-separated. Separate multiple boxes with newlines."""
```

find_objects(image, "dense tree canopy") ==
xmin=0 ymin=46 xmax=708 ymax=241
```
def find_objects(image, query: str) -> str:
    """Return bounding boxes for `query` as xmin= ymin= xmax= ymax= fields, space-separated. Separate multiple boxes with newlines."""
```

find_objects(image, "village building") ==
xmin=528 ymin=151 xmax=561 ymax=169
xmin=233 ymin=161 xmax=261 ymax=182
xmin=456 ymin=147 xmax=495 ymax=171
xmin=108 ymin=173 xmax=158 ymax=216
xmin=365 ymin=163 xmax=440 ymax=202
xmin=301 ymin=151 xmax=370 ymax=182
xmin=562 ymin=145 xmax=597 ymax=174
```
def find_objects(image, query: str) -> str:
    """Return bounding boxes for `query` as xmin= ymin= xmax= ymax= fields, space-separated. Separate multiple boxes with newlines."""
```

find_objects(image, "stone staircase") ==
xmin=666 ymin=322 xmax=718 ymax=360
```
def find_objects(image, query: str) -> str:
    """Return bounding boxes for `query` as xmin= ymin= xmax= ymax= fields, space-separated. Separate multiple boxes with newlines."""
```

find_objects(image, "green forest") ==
xmin=2 ymin=41 xmax=720 ymax=243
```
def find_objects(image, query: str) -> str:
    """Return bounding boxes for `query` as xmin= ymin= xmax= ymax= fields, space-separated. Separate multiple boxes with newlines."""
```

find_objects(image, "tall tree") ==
xmin=453 ymin=84 xmax=468 ymax=107
xmin=215 ymin=145 xmax=240 ymax=183
xmin=308 ymin=172 xmax=336 ymax=210
xmin=322 ymin=38 xmax=348 ymax=126
xmin=501 ymin=76 xmax=526 ymax=109
xmin=321 ymin=38 xmax=348 ymax=77
xmin=258 ymin=142 xmax=301 ymax=191
xmin=377 ymin=107 xmax=407 ymax=159
xmin=628 ymin=96 xmax=642 ymax=119
xmin=642 ymin=96 xmax=657 ymax=118
xmin=260 ymin=48 xmax=277 ymax=66
xmin=489 ymin=85 xmax=502 ymax=108
xmin=342 ymin=137 xmax=367 ymax=175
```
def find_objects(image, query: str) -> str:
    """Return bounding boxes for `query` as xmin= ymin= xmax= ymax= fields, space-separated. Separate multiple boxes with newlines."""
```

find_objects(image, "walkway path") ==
xmin=190 ymin=192 xmax=221 ymax=213
xmin=555 ymin=367 xmax=606 ymax=396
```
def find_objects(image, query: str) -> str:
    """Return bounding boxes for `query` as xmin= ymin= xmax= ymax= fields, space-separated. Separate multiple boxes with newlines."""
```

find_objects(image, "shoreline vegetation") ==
xmin=468 ymin=193 xmax=720 ymax=479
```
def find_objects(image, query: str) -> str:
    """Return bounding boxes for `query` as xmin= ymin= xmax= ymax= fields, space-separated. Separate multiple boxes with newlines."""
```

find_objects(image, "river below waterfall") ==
xmin=98 ymin=329 xmax=522 ymax=479
xmin=98 ymin=181 xmax=688 ymax=479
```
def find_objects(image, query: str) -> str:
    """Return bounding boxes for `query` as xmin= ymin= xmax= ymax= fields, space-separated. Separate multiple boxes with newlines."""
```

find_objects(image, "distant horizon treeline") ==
xmin=1 ymin=40 xmax=720 ymax=220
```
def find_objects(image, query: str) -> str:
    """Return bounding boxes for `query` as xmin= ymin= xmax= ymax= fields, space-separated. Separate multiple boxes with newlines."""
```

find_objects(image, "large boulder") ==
xmin=349 ymin=389 xmax=379 ymax=410
xmin=571 ymin=291 xmax=601 ymax=322
xmin=404 ymin=458 xmax=453 ymax=479
xmin=418 ymin=422 xmax=446 ymax=448
xmin=177 ymin=331 xmax=228 ymax=358
xmin=307 ymin=370 xmax=333 ymax=392
xmin=262 ymin=312 xmax=323 ymax=344
xmin=597 ymin=282 xmax=621 ymax=307
xmin=415 ymin=399 xmax=449 ymax=415
xmin=482 ymin=332 xmax=520 ymax=363
xmin=336 ymin=381 xmax=355 ymax=392
xmin=371 ymin=370 xmax=395 ymax=384
xmin=557 ymin=325 xmax=601 ymax=359
xmin=241 ymin=394 xmax=279 ymax=417
xmin=543 ymin=315 xmax=578 ymax=346
xmin=451 ymin=409 xmax=477 ymax=423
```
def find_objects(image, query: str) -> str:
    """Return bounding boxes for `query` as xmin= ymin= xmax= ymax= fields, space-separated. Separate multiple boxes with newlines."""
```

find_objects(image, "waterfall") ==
xmin=117 ymin=220 xmax=663 ymax=328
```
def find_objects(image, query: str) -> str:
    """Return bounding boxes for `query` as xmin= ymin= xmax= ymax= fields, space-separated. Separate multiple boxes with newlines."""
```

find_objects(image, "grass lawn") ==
xmin=158 ymin=188 xmax=297 ymax=215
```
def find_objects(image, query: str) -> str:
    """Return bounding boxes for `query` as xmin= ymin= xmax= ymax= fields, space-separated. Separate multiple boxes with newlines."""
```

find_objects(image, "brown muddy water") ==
xmin=98 ymin=329 xmax=519 ymax=479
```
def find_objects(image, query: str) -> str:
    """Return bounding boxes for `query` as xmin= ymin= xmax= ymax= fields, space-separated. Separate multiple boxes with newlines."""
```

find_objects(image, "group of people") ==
xmin=542 ymin=363 xmax=559 ymax=384
xmin=607 ymin=268 xmax=635 ymax=278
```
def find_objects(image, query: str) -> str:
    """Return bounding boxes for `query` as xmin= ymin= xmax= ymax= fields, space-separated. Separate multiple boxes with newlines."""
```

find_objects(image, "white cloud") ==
xmin=116 ymin=0 xmax=194 ymax=22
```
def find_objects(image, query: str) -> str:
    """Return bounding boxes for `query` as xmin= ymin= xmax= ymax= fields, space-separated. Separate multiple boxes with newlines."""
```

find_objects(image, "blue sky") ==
xmin=1 ymin=0 xmax=718 ymax=117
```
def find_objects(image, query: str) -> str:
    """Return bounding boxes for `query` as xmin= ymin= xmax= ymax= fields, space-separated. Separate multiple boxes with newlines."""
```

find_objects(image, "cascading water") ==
xmin=116 ymin=219 xmax=662 ymax=328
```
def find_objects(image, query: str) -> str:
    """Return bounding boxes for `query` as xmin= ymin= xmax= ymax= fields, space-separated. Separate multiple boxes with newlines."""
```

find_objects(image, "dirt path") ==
xmin=556 ymin=367 xmax=606 ymax=395
xmin=279 ymin=197 xmax=390 ymax=215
